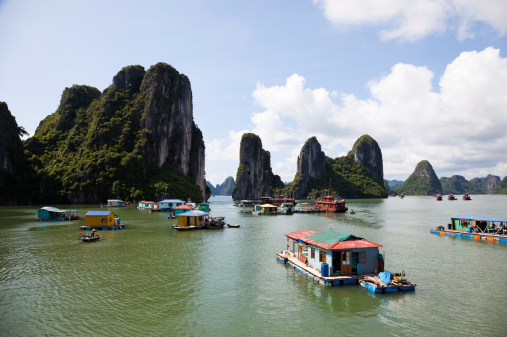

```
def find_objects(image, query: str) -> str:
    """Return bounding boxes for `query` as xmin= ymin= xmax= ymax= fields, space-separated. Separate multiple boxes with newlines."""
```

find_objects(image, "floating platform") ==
xmin=277 ymin=253 xmax=369 ymax=287
xmin=80 ymin=224 xmax=127 ymax=231
xmin=277 ymin=253 xmax=416 ymax=293
xmin=430 ymin=229 xmax=507 ymax=243
xmin=293 ymin=209 xmax=325 ymax=213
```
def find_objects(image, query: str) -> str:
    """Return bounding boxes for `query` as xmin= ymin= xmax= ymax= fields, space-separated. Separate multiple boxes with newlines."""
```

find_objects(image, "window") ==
xmin=109 ymin=218 xmax=112 ymax=222
xmin=359 ymin=252 xmax=366 ymax=263
xmin=101 ymin=219 xmax=106 ymax=223
xmin=319 ymin=250 xmax=326 ymax=263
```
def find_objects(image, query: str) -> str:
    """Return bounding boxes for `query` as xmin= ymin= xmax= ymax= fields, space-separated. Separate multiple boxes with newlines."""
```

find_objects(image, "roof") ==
xmin=177 ymin=211 xmax=210 ymax=217
xmin=107 ymin=199 xmax=123 ymax=202
xmin=139 ymin=200 xmax=155 ymax=204
xmin=286 ymin=229 xmax=382 ymax=250
xmin=452 ymin=214 xmax=507 ymax=222
xmin=175 ymin=205 xmax=192 ymax=209
xmin=286 ymin=229 xmax=320 ymax=241
xmin=158 ymin=199 xmax=185 ymax=203
xmin=85 ymin=211 xmax=113 ymax=216
xmin=306 ymin=230 xmax=355 ymax=244
xmin=260 ymin=204 xmax=277 ymax=208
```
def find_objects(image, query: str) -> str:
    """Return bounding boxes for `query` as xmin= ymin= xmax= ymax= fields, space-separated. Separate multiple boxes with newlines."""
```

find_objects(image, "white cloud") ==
xmin=209 ymin=47 xmax=507 ymax=182
xmin=250 ymin=47 xmax=507 ymax=181
xmin=313 ymin=0 xmax=507 ymax=41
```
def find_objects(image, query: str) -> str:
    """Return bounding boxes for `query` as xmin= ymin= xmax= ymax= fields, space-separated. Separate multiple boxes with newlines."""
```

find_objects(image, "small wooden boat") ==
xmin=227 ymin=224 xmax=240 ymax=228
xmin=349 ymin=209 xmax=355 ymax=214
xmin=79 ymin=234 xmax=102 ymax=242
xmin=360 ymin=273 xmax=416 ymax=293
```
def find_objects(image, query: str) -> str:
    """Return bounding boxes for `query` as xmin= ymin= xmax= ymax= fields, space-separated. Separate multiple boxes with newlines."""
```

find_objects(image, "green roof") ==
xmin=305 ymin=230 xmax=356 ymax=245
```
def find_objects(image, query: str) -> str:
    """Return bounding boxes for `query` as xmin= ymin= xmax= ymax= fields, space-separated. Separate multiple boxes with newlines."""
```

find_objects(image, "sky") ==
xmin=1 ymin=0 xmax=507 ymax=186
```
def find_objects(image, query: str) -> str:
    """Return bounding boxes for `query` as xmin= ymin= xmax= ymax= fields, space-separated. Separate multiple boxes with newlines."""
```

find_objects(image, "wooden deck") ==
xmin=276 ymin=253 xmax=375 ymax=286
xmin=430 ymin=229 xmax=507 ymax=242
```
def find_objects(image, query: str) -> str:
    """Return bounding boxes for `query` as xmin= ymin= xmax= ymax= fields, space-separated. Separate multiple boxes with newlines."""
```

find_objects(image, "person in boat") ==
xmin=91 ymin=229 xmax=96 ymax=237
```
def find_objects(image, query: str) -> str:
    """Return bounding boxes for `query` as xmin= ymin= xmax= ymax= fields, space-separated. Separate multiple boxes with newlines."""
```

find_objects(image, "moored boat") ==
xmin=463 ymin=193 xmax=471 ymax=200
xmin=313 ymin=195 xmax=348 ymax=213
xmin=436 ymin=194 xmax=442 ymax=201
xmin=448 ymin=194 xmax=456 ymax=200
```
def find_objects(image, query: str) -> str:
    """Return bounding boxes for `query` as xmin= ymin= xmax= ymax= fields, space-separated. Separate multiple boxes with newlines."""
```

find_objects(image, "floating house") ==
xmin=103 ymin=199 xmax=126 ymax=207
xmin=431 ymin=214 xmax=507 ymax=242
xmin=173 ymin=211 xmax=209 ymax=229
xmin=253 ymin=204 xmax=278 ymax=215
xmin=36 ymin=207 xmax=79 ymax=221
xmin=287 ymin=229 xmax=383 ymax=276
xmin=277 ymin=229 xmax=417 ymax=292
xmin=156 ymin=199 xmax=186 ymax=211
xmin=279 ymin=203 xmax=295 ymax=214
xmin=239 ymin=200 xmax=255 ymax=207
xmin=82 ymin=211 xmax=125 ymax=230
xmin=294 ymin=203 xmax=315 ymax=213
xmin=137 ymin=201 xmax=155 ymax=210
xmin=197 ymin=202 xmax=211 ymax=212
xmin=174 ymin=205 xmax=193 ymax=216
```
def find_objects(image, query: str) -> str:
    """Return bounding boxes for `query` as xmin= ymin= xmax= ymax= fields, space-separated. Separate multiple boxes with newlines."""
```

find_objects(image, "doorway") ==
xmin=332 ymin=252 xmax=341 ymax=274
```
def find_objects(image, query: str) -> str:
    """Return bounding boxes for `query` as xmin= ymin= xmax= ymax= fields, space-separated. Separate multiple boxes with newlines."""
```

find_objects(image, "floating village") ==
xmin=31 ymin=189 xmax=507 ymax=294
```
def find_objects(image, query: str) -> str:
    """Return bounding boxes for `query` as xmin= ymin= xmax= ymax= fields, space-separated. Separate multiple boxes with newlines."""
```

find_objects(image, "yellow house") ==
xmin=85 ymin=211 xmax=116 ymax=227
xmin=176 ymin=211 xmax=209 ymax=227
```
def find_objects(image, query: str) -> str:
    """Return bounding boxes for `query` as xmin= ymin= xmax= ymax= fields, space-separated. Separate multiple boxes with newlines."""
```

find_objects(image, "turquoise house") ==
xmin=174 ymin=205 xmax=193 ymax=216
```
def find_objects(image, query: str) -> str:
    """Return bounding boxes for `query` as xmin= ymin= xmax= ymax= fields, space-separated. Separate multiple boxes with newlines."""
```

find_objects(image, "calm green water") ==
xmin=1 ymin=195 xmax=506 ymax=336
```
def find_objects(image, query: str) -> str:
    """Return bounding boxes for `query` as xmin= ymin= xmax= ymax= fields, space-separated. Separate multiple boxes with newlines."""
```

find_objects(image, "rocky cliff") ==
xmin=396 ymin=160 xmax=442 ymax=195
xmin=291 ymin=137 xmax=325 ymax=198
xmin=470 ymin=174 xmax=500 ymax=194
xmin=232 ymin=133 xmax=283 ymax=200
xmin=351 ymin=135 xmax=384 ymax=184
xmin=0 ymin=102 xmax=21 ymax=174
xmin=440 ymin=174 xmax=500 ymax=194
xmin=0 ymin=102 xmax=34 ymax=204
xmin=290 ymin=134 xmax=387 ymax=198
xmin=25 ymin=63 xmax=207 ymax=203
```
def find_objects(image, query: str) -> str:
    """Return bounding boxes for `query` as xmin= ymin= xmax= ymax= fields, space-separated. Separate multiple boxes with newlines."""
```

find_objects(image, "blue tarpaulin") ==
xmin=378 ymin=271 xmax=392 ymax=286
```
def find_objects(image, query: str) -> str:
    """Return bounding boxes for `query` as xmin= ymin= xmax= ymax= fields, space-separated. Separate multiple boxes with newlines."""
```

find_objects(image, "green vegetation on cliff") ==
xmin=395 ymin=160 xmax=442 ymax=195
xmin=24 ymin=64 xmax=205 ymax=203
xmin=279 ymin=151 xmax=387 ymax=198
xmin=492 ymin=177 xmax=507 ymax=194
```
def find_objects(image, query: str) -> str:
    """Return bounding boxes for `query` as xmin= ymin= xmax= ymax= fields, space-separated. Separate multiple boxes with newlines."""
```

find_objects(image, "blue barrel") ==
xmin=321 ymin=263 xmax=329 ymax=277
xmin=468 ymin=226 xmax=473 ymax=233
xmin=447 ymin=223 xmax=451 ymax=229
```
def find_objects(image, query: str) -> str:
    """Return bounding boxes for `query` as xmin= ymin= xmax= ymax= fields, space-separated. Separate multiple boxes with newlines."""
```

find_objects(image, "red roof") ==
xmin=174 ymin=205 xmax=192 ymax=209
xmin=286 ymin=230 xmax=382 ymax=250
xmin=286 ymin=230 xmax=320 ymax=241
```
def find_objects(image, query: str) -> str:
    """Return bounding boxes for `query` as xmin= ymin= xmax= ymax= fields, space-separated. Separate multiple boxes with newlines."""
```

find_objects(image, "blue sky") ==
xmin=1 ymin=0 xmax=507 ymax=185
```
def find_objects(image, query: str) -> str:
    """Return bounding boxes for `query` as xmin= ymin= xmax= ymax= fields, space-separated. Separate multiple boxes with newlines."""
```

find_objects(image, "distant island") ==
xmin=389 ymin=162 xmax=503 ymax=195
xmin=232 ymin=133 xmax=388 ymax=200
xmin=206 ymin=177 xmax=235 ymax=196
